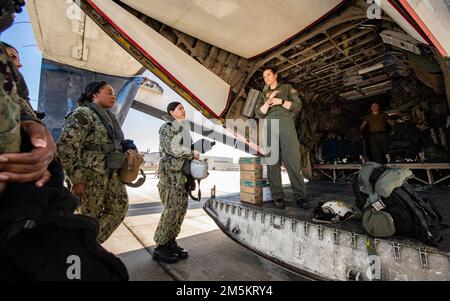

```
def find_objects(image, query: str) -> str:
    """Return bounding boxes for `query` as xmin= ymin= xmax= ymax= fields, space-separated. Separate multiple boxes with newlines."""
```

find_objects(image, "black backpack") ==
xmin=0 ymin=159 xmax=128 ymax=281
xmin=0 ymin=213 xmax=129 ymax=281
xmin=353 ymin=166 xmax=444 ymax=246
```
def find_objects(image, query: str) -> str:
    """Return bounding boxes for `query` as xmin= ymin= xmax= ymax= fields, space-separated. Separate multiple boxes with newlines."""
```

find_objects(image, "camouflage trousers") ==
xmin=154 ymin=171 xmax=188 ymax=246
xmin=77 ymin=172 xmax=128 ymax=243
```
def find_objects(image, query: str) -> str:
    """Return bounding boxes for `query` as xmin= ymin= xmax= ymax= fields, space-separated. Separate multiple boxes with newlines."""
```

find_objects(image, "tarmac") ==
xmin=102 ymin=171 xmax=308 ymax=281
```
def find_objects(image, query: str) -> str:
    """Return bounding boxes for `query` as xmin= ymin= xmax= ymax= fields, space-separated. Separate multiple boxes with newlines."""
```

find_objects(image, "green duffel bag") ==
xmin=362 ymin=209 xmax=396 ymax=238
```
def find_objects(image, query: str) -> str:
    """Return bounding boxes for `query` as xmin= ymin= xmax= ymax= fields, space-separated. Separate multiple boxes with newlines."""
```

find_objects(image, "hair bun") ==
xmin=78 ymin=93 xmax=89 ymax=104
xmin=78 ymin=81 xmax=108 ymax=105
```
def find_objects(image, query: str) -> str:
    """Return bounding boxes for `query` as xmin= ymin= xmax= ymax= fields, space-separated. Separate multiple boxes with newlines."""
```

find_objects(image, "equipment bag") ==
xmin=0 ymin=213 xmax=129 ymax=281
xmin=119 ymin=149 xmax=146 ymax=188
xmin=353 ymin=165 xmax=444 ymax=245
xmin=361 ymin=208 xmax=396 ymax=238
xmin=0 ymin=155 xmax=128 ymax=280
xmin=182 ymin=159 xmax=209 ymax=201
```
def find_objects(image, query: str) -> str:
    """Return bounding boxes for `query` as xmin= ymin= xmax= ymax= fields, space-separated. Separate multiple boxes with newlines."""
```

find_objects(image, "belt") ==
xmin=82 ymin=144 xmax=114 ymax=152
xmin=370 ymin=131 xmax=387 ymax=135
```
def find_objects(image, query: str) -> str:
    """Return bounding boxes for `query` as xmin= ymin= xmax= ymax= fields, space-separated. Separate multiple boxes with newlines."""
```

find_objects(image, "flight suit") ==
xmin=255 ymin=83 xmax=306 ymax=201
xmin=57 ymin=104 xmax=128 ymax=243
xmin=154 ymin=120 xmax=194 ymax=246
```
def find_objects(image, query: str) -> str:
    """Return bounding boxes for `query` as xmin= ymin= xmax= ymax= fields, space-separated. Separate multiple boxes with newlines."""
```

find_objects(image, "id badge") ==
xmin=372 ymin=200 xmax=386 ymax=211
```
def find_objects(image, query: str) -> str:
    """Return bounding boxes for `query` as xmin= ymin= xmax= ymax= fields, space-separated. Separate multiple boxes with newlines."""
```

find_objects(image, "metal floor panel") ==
xmin=212 ymin=181 xmax=450 ymax=253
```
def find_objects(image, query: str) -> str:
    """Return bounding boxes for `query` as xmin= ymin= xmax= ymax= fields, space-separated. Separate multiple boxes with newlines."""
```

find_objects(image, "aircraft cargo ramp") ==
xmin=204 ymin=181 xmax=450 ymax=281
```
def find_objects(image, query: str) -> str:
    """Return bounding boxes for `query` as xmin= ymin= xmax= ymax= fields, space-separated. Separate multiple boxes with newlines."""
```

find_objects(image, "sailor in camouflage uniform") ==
xmin=0 ymin=43 xmax=20 ymax=193
xmin=153 ymin=102 xmax=200 ymax=263
xmin=0 ymin=0 xmax=41 ymax=191
xmin=255 ymin=67 xmax=308 ymax=210
xmin=0 ymin=45 xmax=20 ymax=152
xmin=0 ymin=41 xmax=54 ymax=188
xmin=0 ymin=40 xmax=38 ymax=122
xmin=57 ymin=81 xmax=128 ymax=243
xmin=2 ymin=42 xmax=37 ymax=115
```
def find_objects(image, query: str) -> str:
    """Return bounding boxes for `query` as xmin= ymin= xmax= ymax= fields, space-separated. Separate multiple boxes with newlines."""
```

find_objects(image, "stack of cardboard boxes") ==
xmin=239 ymin=157 xmax=271 ymax=204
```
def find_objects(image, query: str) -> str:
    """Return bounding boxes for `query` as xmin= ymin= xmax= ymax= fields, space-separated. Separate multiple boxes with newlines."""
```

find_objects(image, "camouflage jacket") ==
xmin=13 ymin=67 xmax=29 ymax=100
xmin=57 ymin=105 xmax=117 ymax=184
xmin=157 ymin=121 xmax=194 ymax=176
xmin=0 ymin=44 xmax=21 ymax=153
xmin=0 ymin=44 xmax=39 ymax=124
xmin=8 ymin=60 xmax=36 ymax=119
xmin=0 ymin=0 xmax=32 ymax=153
xmin=254 ymin=83 xmax=302 ymax=119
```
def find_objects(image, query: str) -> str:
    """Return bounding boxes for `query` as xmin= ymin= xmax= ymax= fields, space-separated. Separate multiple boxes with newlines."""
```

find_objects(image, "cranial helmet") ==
xmin=313 ymin=201 xmax=355 ymax=224
xmin=321 ymin=201 xmax=354 ymax=218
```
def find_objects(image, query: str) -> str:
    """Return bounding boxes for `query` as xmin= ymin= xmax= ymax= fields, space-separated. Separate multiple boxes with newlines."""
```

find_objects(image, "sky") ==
xmin=1 ymin=9 xmax=41 ymax=105
xmin=2 ymin=8 xmax=249 ymax=161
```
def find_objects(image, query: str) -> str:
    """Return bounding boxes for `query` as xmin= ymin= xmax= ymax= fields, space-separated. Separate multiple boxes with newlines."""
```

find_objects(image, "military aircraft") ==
xmin=27 ymin=0 xmax=450 ymax=280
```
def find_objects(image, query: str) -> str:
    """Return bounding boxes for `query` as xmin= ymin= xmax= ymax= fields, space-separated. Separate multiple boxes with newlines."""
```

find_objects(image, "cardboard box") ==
xmin=240 ymin=163 xmax=262 ymax=172
xmin=240 ymin=187 xmax=272 ymax=204
xmin=240 ymin=165 xmax=268 ymax=180
xmin=239 ymin=157 xmax=267 ymax=180
xmin=240 ymin=192 xmax=262 ymax=204
xmin=239 ymin=159 xmax=271 ymax=204
xmin=239 ymin=157 xmax=261 ymax=164
xmin=240 ymin=179 xmax=270 ymax=187
xmin=240 ymin=179 xmax=270 ymax=194
xmin=240 ymin=170 xmax=260 ymax=180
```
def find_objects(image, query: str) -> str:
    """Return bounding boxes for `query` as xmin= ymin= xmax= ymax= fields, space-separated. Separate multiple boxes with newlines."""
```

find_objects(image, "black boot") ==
xmin=153 ymin=244 xmax=179 ymax=263
xmin=296 ymin=197 xmax=310 ymax=209
xmin=273 ymin=199 xmax=286 ymax=209
xmin=168 ymin=238 xmax=188 ymax=259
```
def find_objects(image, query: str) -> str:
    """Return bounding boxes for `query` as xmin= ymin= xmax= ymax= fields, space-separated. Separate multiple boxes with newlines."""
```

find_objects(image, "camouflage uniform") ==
xmin=0 ymin=43 xmax=39 ymax=123
xmin=57 ymin=104 xmax=128 ymax=243
xmin=8 ymin=60 xmax=35 ymax=117
xmin=1 ymin=1 xmax=43 ymax=194
xmin=255 ymin=83 xmax=307 ymax=201
xmin=154 ymin=120 xmax=194 ymax=246
xmin=0 ymin=43 xmax=21 ymax=194
xmin=0 ymin=40 xmax=44 ymax=154
xmin=14 ymin=67 xmax=29 ymax=100
xmin=0 ymin=45 xmax=20 ymax=154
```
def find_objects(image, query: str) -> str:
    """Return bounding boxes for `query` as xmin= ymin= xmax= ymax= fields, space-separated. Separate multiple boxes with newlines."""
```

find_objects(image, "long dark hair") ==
xmin=78 ymin=81 xmax=108 ymax=104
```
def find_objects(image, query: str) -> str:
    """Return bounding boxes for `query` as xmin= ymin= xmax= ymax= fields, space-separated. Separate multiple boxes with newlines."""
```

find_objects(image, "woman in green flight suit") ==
xmin=255 ymin=67 xmax=308 ymax=209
